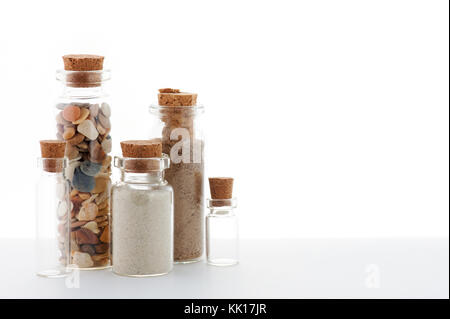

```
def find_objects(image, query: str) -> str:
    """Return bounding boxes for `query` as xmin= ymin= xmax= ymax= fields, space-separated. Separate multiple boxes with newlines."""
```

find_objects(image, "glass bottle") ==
xmin=55 ymin=67 xmax=112 ymax=269
xmin=206 ymin=198 xmax=239 ymax=266
xmin=149 ymin=92 xmax=205 ymax=263
xmin=112 ymin=155 xmax=173 ymax=277
xmin=36 ymin=157 xmax=71 ymax=277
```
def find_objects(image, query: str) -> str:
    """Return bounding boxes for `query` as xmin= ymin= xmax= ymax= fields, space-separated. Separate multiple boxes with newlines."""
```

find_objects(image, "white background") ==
xmin=0 ymin=0 xmax=448 ymax=240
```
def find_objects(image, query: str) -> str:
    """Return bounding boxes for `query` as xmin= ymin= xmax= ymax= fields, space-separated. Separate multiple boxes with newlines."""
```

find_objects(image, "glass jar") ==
xmin=111 ymin=155 xmax=173 ymax=277
xmin=55 ymin=70 xmax=112 ymax=269
xmin=206 ymin=198 xmax=239 ymax=266
xmin=149 ymin=104 xmax=205 ymax=263
xmin=36 ymin=157 xmax=71 ymax=277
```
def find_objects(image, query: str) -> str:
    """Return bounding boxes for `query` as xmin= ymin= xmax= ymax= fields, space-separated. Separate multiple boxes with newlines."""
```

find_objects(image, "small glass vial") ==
xmin=112 ymin=140 xmax=174 ymax=277
xmin=206 ymin=199 xmax=239 ymax=266
xmin=36 ymin=141 xmax=71 ymax=277
xmin=206 ymin=178 xmax=238 ymax=266
xmin=55 ymin=55 xmax=112 ymax=269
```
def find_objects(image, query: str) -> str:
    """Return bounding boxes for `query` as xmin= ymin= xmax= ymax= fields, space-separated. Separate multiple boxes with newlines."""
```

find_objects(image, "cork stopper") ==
xmin=120 ymin=140 xmax=163 ymax=172
xmin=120 ymin=140 xmax=162 ymax=158
xmin=39 ymin=140 xmax=66 ymax=173
xmin=209 ymin=177 xmax=234 ymax=199
xmin=40 ymin=140 xmax=66 ymax=158
xmin=63 ymin=54 xmax=104 ymax=71
xmin=62 ymin=54 xmax=104 ymax=88
xmin=158 ymin=88 xmax=198 ymax=106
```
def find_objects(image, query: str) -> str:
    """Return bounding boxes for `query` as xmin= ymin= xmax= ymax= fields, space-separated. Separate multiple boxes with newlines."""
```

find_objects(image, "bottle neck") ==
xmin=208 ymin=207 xmax=236 ymax=216
xmin=62 ymin=85 xmax=106 ymax=99
xmin=37 ymin=157 xmax=66 ymax=176
xmin=121 ymin=170 xmax=166 ymax=184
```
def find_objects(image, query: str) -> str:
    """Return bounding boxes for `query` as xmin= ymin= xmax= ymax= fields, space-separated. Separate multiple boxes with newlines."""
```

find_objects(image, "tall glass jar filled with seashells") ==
xmin=54 ymin=55 xmax=112 ymax=269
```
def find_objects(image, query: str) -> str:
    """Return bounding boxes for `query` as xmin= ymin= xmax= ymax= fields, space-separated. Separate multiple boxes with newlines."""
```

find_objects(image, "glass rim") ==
xmin=207 ymin=198 xmax=237 ymax=208
xmin=56 ymin=69 xmax=111 ymax=83
xmin=37 ymin=156 xmax=68 ymax=171
xmin=149 ymin=103 xmax=205 ymax=114
xmin=114 ymin=154 xmax=170 ymax=172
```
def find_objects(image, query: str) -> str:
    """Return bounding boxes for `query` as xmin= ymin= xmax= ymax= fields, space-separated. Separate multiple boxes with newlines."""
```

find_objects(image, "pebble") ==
xmin=89 ymin=140 xmax=106 ymax=163
xmin=77 ymin=119 xmax=99 ymax=140
xmin=100 ymin=226 xmax=110 ymax=243
xmin=75 ymin=228 xmax=99 ymax=245
xmin=67 ymin=133 xmax=85 ymax=145
xmin=71 ymin=196 xmax=84 ymax=215
xmin=101 ymin=136 xmax=112 ymax=154
xmin=70 ymin=220 xmax=87 ymax=230
xmin=95 ymin=215 xmax=108 ymax=223
xmin=98 ymin=113 xmax=111 ymax=129
xmin=100 ymin=103 xmax=111 ymax=117
xmin=97 ymin=206 xmax=109 ymax=217
xmin=82 ymin=221 xmax=100 ymax=234
xmin=80 ymin=244 xmax=96 ymax=256
xmin=72 ymin=251 xmax=94 ymax=268
xmin=92 ymin=253 xmax=109 ymax=262
xmin=77 ymin=202 xmax=98 ymax=221
xmin=63 ymin=126 xmax=76 ymax=140
xmin=97 ymin=200 xmax=108 ymax=211
xmin=80 ymin=161 xmax=102 ymax=177
xmin=82 ymin=193 xmax=98 ymax=205
xmin=92 ymin=176 xmax=109 ymax=194
xmin=77 ymin=142 xmax=88 ymax=150
xmin=103 ymin=155 xmax=112 ymax=166
xmin=72 ymin=167 xmax=95 ymax=192
xmin=78 ymin=193 xmax=90 ymax=201
xmin=95 ymin=243 xmax=109 ymax=254
xmin=72 ymin=108 xmax=90 ymax=125
xmin=89 ymin=104 xmax=99 ymax=117
xmin=63 ymin=105 xmax=81 ymax=122
xmin=97 ymin=123 xmax=106 ymax=135
xmin=97 ymin=221 xmax=109 ymax=228
xmin=95 ymin=191 xmax=108 ymax=206
xmin=56 ymin=112 xmax=71 ymax=125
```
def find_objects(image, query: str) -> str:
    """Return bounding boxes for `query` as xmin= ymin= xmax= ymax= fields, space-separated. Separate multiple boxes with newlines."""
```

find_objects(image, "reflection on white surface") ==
xmin=1 ymin=238 xmax=448 ymax=298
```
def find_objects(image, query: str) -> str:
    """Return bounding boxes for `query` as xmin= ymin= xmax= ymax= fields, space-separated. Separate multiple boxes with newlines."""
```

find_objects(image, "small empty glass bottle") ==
xmin=36 ymin=141 xmax=71 ymax=277
xmin=206 ymin=198 xmax=239 ymax=266
xmin=206 ymin=177 xmax=238 ymax=266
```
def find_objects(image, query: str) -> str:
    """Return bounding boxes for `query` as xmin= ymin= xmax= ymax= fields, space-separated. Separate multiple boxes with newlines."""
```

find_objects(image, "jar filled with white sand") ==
xmin=111 ymin=140 xmax=173 ymax=277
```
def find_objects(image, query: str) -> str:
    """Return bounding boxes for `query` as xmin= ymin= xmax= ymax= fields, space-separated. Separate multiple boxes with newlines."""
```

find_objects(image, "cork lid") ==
xmin=209 ymin=177 xmax=234 ymax=199
xmin=40 ymin=140 xmax=66 ymax=158
xmin=158 ymin=88 xmax=198 ymax=106
xmin=119 ymin=140 xmax=163 ymax=173
xmin=120 ymin=140 xmax=162 ymax=158
xmin=39 ymin=140 xmax=66 ymax=173
xmin=63 ymin=54 xmax=104 ymax=71
xmin=61 ymin=54 xmax=105 ymax=88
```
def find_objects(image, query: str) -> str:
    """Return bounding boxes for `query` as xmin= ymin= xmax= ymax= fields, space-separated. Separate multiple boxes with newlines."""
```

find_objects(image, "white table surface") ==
xmin=0 ymin=238 xmax=448 ymax=299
